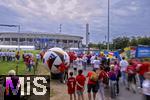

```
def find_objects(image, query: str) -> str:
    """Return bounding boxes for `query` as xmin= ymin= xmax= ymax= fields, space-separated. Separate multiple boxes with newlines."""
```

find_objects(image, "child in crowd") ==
xmin=76 ymin=70 xmax=86 ymax=100
xmin=142 ymin=72 xmax=150 ymax=100
xmin=67 ymin=72 xmax=76 ymax=100
xmin=108 ymin=65 xmax=117 ymax=98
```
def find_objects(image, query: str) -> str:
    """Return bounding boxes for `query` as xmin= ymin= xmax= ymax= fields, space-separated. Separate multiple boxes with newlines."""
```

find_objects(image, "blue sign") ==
xmin=136 ymin=46 xmax=150 ymax=58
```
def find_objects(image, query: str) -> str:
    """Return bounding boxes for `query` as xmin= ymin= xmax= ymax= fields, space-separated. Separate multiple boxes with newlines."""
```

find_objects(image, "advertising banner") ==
xmin=135 ymin=46 xmax=150 ymax=58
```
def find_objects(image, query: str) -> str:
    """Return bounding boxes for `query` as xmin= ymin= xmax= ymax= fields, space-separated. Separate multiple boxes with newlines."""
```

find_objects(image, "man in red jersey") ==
xmin=137 ymin=59 xmax=150 ymax=88
xmin=126 ymin=62 xmax=136 ymax=93
xmin=76 ymin=70 xmax=86 ymax=100
xmin=67 ymin=72 xmax=76 ymax=100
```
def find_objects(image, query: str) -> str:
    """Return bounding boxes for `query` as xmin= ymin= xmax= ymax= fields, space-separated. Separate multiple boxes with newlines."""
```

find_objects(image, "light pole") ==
xmin=18 ymin=25 xmax=20 ymax=32
xmin=59 ymin=24 xmax=62 ymax=33
xmin=86 ymin=23 xmax=90 ymax=53
xmin=107 ymin=0 xmax=110 ymax=51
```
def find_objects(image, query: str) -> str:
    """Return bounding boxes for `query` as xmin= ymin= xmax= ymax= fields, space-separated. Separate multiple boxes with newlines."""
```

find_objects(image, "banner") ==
xmin=114 ymin=51 xmax=122 ymax=61
xmin=135 ymin=46 xmax=150 ymax=58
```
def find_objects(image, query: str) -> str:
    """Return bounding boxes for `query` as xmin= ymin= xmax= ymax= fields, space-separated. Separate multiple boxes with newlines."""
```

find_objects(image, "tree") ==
xmin=129 ymin=36 xmax=138 ymax=46
xmin=113 ymin=37 xmax=130 ymax=49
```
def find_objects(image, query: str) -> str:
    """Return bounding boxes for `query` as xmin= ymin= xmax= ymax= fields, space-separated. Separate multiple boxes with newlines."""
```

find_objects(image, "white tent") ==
xmin=0 ymin=45 xmax=35 ymax=50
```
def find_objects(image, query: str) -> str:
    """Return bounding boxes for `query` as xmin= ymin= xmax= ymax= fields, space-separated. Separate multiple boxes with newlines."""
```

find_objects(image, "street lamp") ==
xmin=107 ymin=0 xmax=110 ymax=51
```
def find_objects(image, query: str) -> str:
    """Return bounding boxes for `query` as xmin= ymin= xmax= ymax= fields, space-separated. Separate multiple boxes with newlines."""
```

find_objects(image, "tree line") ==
xmin=88 ymin=36 xmax=150 ymax=50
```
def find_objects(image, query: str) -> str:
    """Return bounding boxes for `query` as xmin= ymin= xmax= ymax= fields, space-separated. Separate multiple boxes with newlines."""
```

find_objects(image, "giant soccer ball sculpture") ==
xmin=43 ymin=47 xmax=70 ymax=74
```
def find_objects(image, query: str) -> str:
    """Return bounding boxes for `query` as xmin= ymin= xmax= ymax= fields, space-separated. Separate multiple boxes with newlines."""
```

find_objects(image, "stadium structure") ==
xmin=0 ymin=32 xmax=83 ymax=50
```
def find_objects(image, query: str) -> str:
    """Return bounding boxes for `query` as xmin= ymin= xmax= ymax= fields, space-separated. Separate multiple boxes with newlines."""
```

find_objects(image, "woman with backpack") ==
xmin=98 ymin=65 xmax=108 ymax=100
xmin=87 ymin=69 xmax=99 ymax=100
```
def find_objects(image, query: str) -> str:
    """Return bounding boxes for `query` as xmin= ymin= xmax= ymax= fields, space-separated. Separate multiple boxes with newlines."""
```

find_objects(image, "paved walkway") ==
xmin=51 ymin=66 xmax=143 ymax=100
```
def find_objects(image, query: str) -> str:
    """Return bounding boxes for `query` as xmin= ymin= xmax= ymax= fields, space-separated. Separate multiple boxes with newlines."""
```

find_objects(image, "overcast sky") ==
xmin=0 ymin=0 xmax=150 ymax=43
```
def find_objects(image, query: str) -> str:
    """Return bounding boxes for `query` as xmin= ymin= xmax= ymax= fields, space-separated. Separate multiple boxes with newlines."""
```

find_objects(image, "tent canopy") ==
xmin=0 ymin=45 xmax=35 ymax=50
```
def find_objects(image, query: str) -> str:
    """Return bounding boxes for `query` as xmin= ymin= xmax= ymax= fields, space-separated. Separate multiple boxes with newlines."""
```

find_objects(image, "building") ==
xmin=0 ymin=32 xmax=83 ymax=49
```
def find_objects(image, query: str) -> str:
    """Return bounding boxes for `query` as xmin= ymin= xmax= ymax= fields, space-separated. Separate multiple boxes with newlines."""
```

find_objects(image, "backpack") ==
xmin=90 ymin=71 xmax=99 ymax=82
xmin=101 ymin=71 xmax=109 ymax=84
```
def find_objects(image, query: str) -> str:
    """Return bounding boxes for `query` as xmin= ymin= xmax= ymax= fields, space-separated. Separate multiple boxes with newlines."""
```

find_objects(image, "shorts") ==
xmin=68 ymin=89 xmax=75 ymax=94
xmin=77 ymin=90 xmax=83 ymax=95
xmin=87 ymin=84 xmax=99 ymax=93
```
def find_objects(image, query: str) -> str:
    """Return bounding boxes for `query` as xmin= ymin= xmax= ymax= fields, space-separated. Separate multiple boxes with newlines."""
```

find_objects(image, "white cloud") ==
xmin=0 ymin=0 xmax=149 ymax=43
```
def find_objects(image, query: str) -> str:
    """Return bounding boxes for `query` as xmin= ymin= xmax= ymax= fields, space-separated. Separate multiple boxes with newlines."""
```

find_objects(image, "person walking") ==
xmin=82 ymin=55 xmax=87 ymax=70
xmin=142 ymin=72 xmax=150 ymax=100
xmin=114 ymin=61 xmax=121 ymax=95
xmin=119 ymin=57 xmax=129 ymax=87
xmin=98 ymin=66 xmax=108 ymax=100
xmin=108 ymin=65 xmax=117 ymax=98
xmin=126 ymin=62 xmax=137 ymax=93
xmin=76 ymin=70 xmax=86 ymax=100
xmin=87 ymin=69 xmax=99 ymax=100
xmin=93 ymin=57 xmax=100 ymax=71
xmin=137 ymin=60 xmax=150 ymax=88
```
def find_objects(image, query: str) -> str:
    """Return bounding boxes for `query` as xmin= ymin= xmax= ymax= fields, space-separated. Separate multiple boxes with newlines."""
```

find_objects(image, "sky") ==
xmin=0 ymin=0 xmax=150 ymax=44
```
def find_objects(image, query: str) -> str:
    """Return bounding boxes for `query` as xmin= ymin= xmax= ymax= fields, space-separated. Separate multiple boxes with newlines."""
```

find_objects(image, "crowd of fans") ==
xmin=0 ymin=50 xmax=149 ymax=100
xmin=0 ymin=50 xmax=16 ymax=61
xmin=66 ymin=53 xmax=150 ymax=100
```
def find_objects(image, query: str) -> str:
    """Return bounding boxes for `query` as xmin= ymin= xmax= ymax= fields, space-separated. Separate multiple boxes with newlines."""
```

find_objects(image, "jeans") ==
xmin=121 ymin=71 xmax=127 ymax=86
xmin=109 ymin=80 xmax=116 ymax=98
xmin=98 ymin=82 xmax=105 ymax=100
xmin=139 ymin=75 xmax=145 ymax=88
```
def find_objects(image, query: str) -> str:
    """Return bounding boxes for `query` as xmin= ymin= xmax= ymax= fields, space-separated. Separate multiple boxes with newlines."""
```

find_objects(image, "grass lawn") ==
xmin=0 ymin=60 xmax=27 ymax=75
xmin=0 ymin=50 xmax=41 ymax=75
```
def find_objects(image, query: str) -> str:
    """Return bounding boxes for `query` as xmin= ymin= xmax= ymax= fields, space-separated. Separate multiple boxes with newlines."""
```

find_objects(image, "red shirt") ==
xmin=99 ymin=70 xmax=108 ymax=81
xmin=139 ymin=62 xmax=150 ymax=76
xmin=67 ymin=77 xmax=76 ymax=94
xmin=59 ymin=63 xmax=67 ymax=73
xmin=87 ymin=71 xmax=97 ymax=85
xmin=76 ymin=74 xmax=86 ymax=90
xmin=126 ymin=65 xmax=136 ymax=75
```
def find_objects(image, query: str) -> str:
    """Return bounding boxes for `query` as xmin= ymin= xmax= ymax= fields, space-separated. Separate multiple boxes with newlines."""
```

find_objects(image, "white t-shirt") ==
xmin=73 ymin=60 xmax=78 ymax=68
xmin=119 ymin=60 xmax=129 ymax=71
xmin=83 ymin=56 xmax=87 ymax=63
xmin=90 ymin=56 xmax=95 ymax=64
xmin=142 ymin=80 xmax=150 ymax=96
xmin=77 ymin=58 xmax=83 ymax=69
xmin=93 ymin=59 xmax=100 ymax=69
